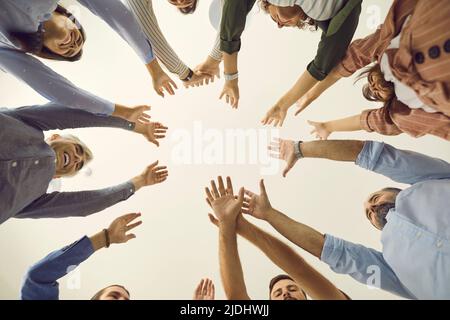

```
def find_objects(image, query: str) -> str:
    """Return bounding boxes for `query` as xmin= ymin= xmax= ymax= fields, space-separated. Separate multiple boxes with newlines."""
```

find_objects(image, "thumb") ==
xmin=208 ymin=213 xmax=219 ymax=227
xmin=237 ymin=187 xmax=245 ymax=202
xmin=149 ymin=160 xmax=159 ymax=169
xmin=259 ymin=179 xmax=267 ymax=195
xmin=282 ymin=163 xmax=294 ymax=178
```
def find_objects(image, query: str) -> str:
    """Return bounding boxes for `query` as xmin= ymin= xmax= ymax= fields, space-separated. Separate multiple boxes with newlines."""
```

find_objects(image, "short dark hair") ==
xmin=90 ymin=285 xmax=130 ymax=300
xmin=177 ymin=0 xmax=199 ymax=14
xmin=269 ymin=274 xmax=307 ymax=299
xmin=10 ymin=5 xmax=86 ymax=62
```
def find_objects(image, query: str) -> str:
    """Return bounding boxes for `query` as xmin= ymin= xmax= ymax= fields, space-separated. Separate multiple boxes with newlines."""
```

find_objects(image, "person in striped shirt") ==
xmin=299 ymin=0 xmax=450 ymax=141
xmin=126 ymin=0 xmax=221 ymax=90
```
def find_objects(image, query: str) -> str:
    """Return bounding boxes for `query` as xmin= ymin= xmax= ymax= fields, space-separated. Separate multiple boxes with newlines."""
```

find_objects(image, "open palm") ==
xmin=205 ymin=176 xmax=244 ymax=222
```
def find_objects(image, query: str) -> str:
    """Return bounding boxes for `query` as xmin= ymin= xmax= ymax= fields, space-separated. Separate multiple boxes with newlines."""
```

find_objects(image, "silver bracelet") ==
xmin=294 ymin=141 xmax=304 ymax=159
xmin=224 ymin=72 xmax=239 ymax=81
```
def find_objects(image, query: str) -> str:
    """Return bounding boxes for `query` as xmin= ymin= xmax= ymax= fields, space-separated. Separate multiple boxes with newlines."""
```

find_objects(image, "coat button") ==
xmin=414 ymin=52 xmax=425 ymax=64
xmin=34 ymin=160 xmax=40 ymax=165
xmin=444 ymin=39 xmax=450 ymax=53
xmin=11 ymin=161 xmax=17 ymax=167
xmin=428 ymin=46 xmax=440 ymax=59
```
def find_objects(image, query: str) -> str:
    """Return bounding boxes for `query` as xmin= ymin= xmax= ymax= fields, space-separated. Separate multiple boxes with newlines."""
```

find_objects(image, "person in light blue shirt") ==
xmin=240 ymin=139 xmax=450 ymax=299
xmin=21 ymin=213 xmax=142 ymax=300
xmin=0 ymin=0 xmax=177 ymax=117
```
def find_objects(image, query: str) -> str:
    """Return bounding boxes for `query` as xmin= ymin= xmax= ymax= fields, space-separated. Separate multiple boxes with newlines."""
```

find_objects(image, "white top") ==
xmin=380 ymin=16 xmax=437 ymax=113
xmin=267 ymin=0 xmax=346 ymax=21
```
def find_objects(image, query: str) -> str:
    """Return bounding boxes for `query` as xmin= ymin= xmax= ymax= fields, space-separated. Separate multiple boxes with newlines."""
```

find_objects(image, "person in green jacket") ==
xmin=197 ymin=0 xmax=362 ymax=121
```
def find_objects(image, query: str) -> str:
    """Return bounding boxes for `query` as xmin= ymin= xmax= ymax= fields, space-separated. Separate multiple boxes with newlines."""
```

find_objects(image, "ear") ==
xmin=48 ymin=134 xmax=61 ymax=142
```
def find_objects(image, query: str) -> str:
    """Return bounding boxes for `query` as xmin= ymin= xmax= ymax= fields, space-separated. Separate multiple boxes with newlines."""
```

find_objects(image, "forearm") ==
xmin=300 ymin=140 xmax=365 ymax=162
xmin=89 ymin=231 xmax=108 ymax=252
xmin=237 ymin=218 xmax=347 ymax=300
xmin=223 ymin=52 xmax=238 ymax=74
xmin=325 ymin=114 xmax=362 ymax=133
xmin=219 ymin=221 xmax=250 ymax=300
xmin=277 ymin=71 xmax=318 ymax=110
xmin=266 ymin=209 xmax=325 ymax=259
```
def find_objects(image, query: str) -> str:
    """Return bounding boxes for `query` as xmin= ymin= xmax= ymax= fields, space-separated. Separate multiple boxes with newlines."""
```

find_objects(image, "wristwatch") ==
xmin=181 ymin=69 xmax=194 ymax=82
xmin=224 ymin=72 xmax=239 ymax=81
xmin=294 ymin=141 xmax=304 ymax=159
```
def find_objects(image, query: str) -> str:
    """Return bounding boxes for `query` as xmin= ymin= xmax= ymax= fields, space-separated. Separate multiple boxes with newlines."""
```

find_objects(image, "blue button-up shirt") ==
xmin=0 ymin=0 xmax=155 ymax=115
xmin=0 ymin=103 xmax=136 ymax=225
xmin=321 ymin=141 xmax=450 ymax=300
xmin=21 ymin=236 xmax=94 ymax=300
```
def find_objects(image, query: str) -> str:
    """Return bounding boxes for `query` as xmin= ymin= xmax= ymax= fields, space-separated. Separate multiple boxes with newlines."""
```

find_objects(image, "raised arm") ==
xmin=208 ymin=214 xmax=347 ymax=300
xmin=77 ymin=0 xmax=154 ymax=64
xmin=0 ymin=48 xmax=114 ymax=115
xmin=21 ymin=213 xmax=142 ymax=300
xmin=243 ymin=180 xmax=325 ymax=259
xmin=205 ymin=176 xmax=251 ymax=300
xmin=126 ymin=0 xmax=189 ymax=78
xmin=321 ymin=234 xmax=416 ymax=299
xmin=15 ymin=161 xmax=169 ymax=220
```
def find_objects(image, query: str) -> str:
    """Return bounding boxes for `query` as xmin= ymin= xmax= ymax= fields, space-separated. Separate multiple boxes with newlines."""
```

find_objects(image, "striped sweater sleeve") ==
xmin=209 ymin=0 xmax=224 ymax=61
xmin=126 ymin=0 xmax=190 ymax=79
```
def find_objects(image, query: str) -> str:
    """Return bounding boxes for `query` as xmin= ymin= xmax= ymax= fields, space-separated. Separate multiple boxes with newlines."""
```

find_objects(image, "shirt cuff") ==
xmin=335 ymin=62 xmax=353 ymax=78
xmin=360 ymin=109 xmax=374 ymax=132
xmin=307 ymin=61 xmax=328 ymax=81
xmin=220 ymin=39 xmax=241 ymax=54
xmin=65 ymin=236 xmax=95 ymax=258
xmin=98 ymin=101 xmax=115 ymax=116
xmin=355 ymin=141 xmax=385 ymax=171
xmin=320 ymin=234 xmax=345 ymax=268
xmin=123 ymin=181 xmax=136 ymax=198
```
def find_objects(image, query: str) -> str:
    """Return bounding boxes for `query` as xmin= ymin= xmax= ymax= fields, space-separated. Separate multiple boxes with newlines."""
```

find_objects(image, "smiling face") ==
xmin=267 ymin=5 xmax=304 ymax=28
xmin=270 ymin=279 xmax=306 ymax=300
xmin=364 ymin=189 xmax=399 ymax=230
xmin=42 ymin=12 xmax=83 ymax=58
xmin=46 ymin=134 xmax=92 ymax=178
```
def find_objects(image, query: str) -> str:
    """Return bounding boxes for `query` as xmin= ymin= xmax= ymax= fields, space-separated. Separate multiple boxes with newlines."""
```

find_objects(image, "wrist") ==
xmin=146 ymin=59 xmax=163 ymax=77
xmin=131 ymin=176 xmax=145 ymax=191
xmin=208 ymin=55 xmax=221 ymax=64
xmin=89 ymin=231 xmax=107 ymax=251
xmin=264 ymin=208 xmax=278 ymax=223
xmin=219 ymin=218 xmax=238 ymax=229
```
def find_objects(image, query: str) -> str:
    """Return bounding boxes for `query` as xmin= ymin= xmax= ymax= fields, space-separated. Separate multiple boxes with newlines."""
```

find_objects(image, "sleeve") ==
xmin=307 ymin=3 xmax=362 ymax=81
xmin=321 ymin=234 xmax=416 ymax=299
xmin=77 ymin=0 xmax=154 ymax=64
xmin=21 ymin=236 xmax=94 ymax=300
xmin=4 ymin=103 xmax=135 ymax=132
xmin=219 ymin=0 xmax=256 ymax=54
xmin=14 ymin=182 xmax=135 ymax=220
xmin=209 ymin=0 xmax=224 ymax=61
xmin=335 ymin=0 xmax=411 ymax=77
xmin=356 ymin=141 xmax=450 ymax=185
xmin=360 ymin=104 xmax=403 ymax=136
xmin=0 ymin=48 xmax=114 ymax=115
xmin=126 ymin=0 xmax=190 ymax=79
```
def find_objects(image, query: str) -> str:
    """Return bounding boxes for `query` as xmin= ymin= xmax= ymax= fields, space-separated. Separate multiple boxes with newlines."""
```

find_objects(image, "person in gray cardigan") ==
xmin=0 ymin=103 xmax=169 ymax=225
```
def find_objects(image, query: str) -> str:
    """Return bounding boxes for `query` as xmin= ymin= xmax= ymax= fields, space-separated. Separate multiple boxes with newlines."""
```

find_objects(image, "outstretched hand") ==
xmin=193 ymin=278 xmax=215 ymax=300
xmin=261 ymin=105 xmax=288 ymax=127
xmin=108 ymin=213 xmax=142 ymax=244
xmin=268 ymin=138 xmax=300 ymax=177
xmin=242 ymin=179 xmax=273 ymax=221
xmin=135 ymin=121 xmax=168 ymax=147
xmin=205 ymin=176 xmax=244 ymax=223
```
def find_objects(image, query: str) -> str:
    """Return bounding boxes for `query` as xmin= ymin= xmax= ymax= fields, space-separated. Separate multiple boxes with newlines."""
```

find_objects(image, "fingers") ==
xmin=155 ymin=86 xmax=164 ymax=98
xmin=163 ymin=82 xmax=175 ymax=96
xmin=205 ymin=187 xmax=214 ymax=203
xmin=195 ymin=279 xmax=204 ymax=296
xmin=125 ymin=233 xmax=136 ymax=241
xmin=148 ymin=160 xmax=159 ymax=169
xmin=219 ymin=90 xmax=226 ymax=100
xmin=226 ymin=176 xmax=234 ymax=195
xmin=242 ymin=199 xmax=251 ymax=215
xmin=210 ymin=180 xmax=220 ymax=198
xmin=210 ymin=281 xmax=215 ymax=298
xmin=150 ymin=138 xmax=160 ymax=147
xmin=126 ymin=220 xmax=142 ymax=231
xmin=259 ymin=179 xmax=267 ymax=195
xmin=119 ymin=212 xmax=141 ymax=223
xmin=244 ymin=189 xmax=256 ymax=198
xmin=237 ymin=187 xmax=244 ymax=202
xmin=206 ymin=197 xmax=212 ymax=208
xmin=218 ymin=176 xmax=226 ymax=197
xmin=169 ymin=79 xmax=178 ymax=90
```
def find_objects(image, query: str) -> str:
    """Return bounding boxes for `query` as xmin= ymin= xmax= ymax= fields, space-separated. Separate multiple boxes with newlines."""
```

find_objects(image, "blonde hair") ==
xmin=61 ymin=134 xmax=94 ymax=164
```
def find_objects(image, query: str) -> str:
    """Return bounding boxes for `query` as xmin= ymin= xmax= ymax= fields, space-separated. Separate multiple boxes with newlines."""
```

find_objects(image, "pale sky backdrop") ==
xmin=1 ymin=0 xmax=449 ymax=300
